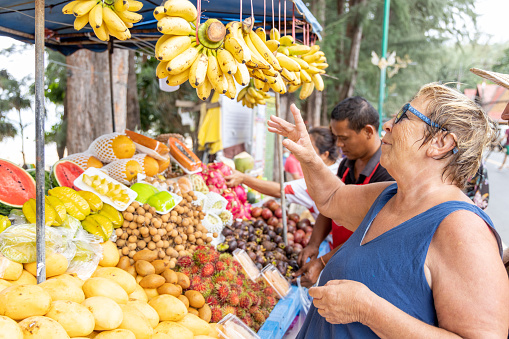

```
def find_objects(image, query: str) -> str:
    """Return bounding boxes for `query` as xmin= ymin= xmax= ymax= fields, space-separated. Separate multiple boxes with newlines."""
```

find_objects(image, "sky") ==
xmin=0 ymin=0 xmax=507 ymax=168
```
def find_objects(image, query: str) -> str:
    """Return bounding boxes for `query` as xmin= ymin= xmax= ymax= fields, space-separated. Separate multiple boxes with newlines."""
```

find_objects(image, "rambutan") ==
xmin=179 ymin=268 xmax=192 ymax=277
xmin=241 ymin=314 xmax=254 ymax=328
xmin=223 ymin=270 xmax=235 ymax=282
xmin=214 ymin=282 xmax=230 ymax=302
xmin=253 ymin=321 xmax=262 ymax=332
xmin=249 ymin=305 xmax=258 ymax=315
xmin=264 ymin=286 xmax=276 ymax=297
xmin=202 ymin=279 xmax=214 ymax=298
xmin=215 ymin=261 xmax=227 ymax=272
xmin=193 ymin=251 xmax=210 ymax=266
xmin=192 ymin=282 xmax=208 ymax=294
xmin=210 ymin=306 xmax=223 ymax=323
xmin=206 ymin=295 xmax=220 ymax=307
xmin=263 ymin=296 xmax=277 ymax=308
xmin=253 ymin=310 xmax=265 ymax=323
xmin=190 ymin=265 xmax=200 ymax=274
xmin=213 ymin=275 xmax=227 ymax=285
xmin=190 ymin=275 xmax=202 ymax=287
xmin=239 ymin=292 xmax=252 ymax=308
xmin=248 ymin=292 xmax=260 ymax=307
xmin=177 ymin=255 xmax=193 ymax=268
xmin=236 ymin=308 xmax=247 ymax=319
xmin=222 ymin=305 xmax=236 ymax=317
xmin=257 ymin=279 xmax=267 ymax=290
xmin=201 ymin=263 xmax=215 ymax=277
xmin=229 ymin=291 xmax=240 ymax=306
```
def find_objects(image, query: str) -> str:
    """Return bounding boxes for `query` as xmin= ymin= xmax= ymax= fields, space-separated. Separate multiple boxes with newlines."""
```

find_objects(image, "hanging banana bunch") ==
xmin=62 ymin=0 xmax=143 ymax=41
xmin=237 ymin=79 xmax=271 ymax=108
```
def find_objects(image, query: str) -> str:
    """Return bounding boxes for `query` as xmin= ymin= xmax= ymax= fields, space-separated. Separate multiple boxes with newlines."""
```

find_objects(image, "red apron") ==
xmin=330 ymin=163 xmax=380 ymax=249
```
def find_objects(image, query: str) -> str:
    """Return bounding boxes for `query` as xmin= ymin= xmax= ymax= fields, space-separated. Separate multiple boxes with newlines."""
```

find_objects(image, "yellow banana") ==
xmin=302 ymin=53 xmax=321 ymax=64
xmin=302 ymin=44 xmax=320 ymax=56
xmin=263 ymin=82 xmax=270 ymax=92
xmin=224 ymin=36 xmax=247 ymax=64
xmin=315 ymin=62 xmax=329 ymax=69
xmin=225 ymin=22 xmax=251 ymax=64
xmin=93 ymin=22 xmax=110 ymax=41
xmin=117 ymin=10 xmax=143 ymax=23
xmin=270 ymin=27 xmax=280 ymax=41
xmin=73 ymin=0 xmax=97 ymax=17
xmin=265 ymin=39 xmax=280 ymax=53
xmin=276 ymin=53 xmax=301 ymax=72
xmin=125 ymin=22 xmax=133 ymax=28
xmin=248 ymin=30 xmax=282 ymax=71
xmin=153 ymin=6 xmax=166 ymax=20
xmin=62 ymin=1 xmax=80 ymax=15
xmin=157 ymin=16 xmax=193 ymax=35
xmin=288 ymin=83 xmax=302 ymax=93
xmin=127 ymin=0 xmax=143 ymax=11
xmin=167 ymin=45 xmax=200 ymax=75
xmin=88 ymin=3 xmax=103 ymax=29
xmin=189 ymin=52 xmax=208 ymax=88
xmin=291 ymin=56 xmax=310 ymax=70
xmin=244 ymin=32 xmax=271 ymax=69
xmin=299 ymin=82 xmax=314 ymax=100
xmin=287 ymin=44 xmax=311 ymax=56
xmin=300 ymin=69 xmax=312 ymax=83
xmin=224 ymin=73 xmax=236 ymax=99
xmin=74 ymin=14 xmax=89 ymax=30
xmin=155 ymin=35 xmax=192 ymax=61
xmin=237 ymin=87 xmax=248 ymax=102
xmin=281 ymin=68 xmax=297 ymax=83
xmin=249 ymin=68 xmax=268 ymax=83
xmin=164 ymin=0 xmax=198 ymax=22
xmin=233 ymin=61 xmax=250 ymax=86
xmin=262 ymin=66 xmax=278 ymax=77
xmin=317 ymin=55 xmax=327 ymax=63
xmin=114 ymin=0 xmax=129 ymax=12
xmin=206 ymin=50 xmax=225 ymax=94
xmin=103 ymin=6 xmax=127 ymax=32
xmin=253 ymin=78 xmax=265 ymax=91
xmin=248 ymin=87 xmax=263 ymax=101
xmin=156 ymin=61 xmax=169 ymax=79
xmin=197 ymin=77 xmax=213 ymax=101
xmin=269 ymin=74 xmax=286 ymax=94
xmin=166 ymin=67 xmax=191 ymax=86
xmin=255 ymin=27 xmax=267 ymax=42
xmin=217 ymin=48 xmax=237 ymax=75
xmin=108 ymin=27 xmax=131 ymax=40
xmin=279 ymin=35 xmax=294 ymax=46
xmin=277 ymin=46 xmax=290 ymax=56
xmin=260 ymin=90 xmax=271 ymax=98
xmin=311 ymin=73 xmax=324 ymax=91
xmin=306 ymin=65 xmax=323 ymax=74
xmin=245 ymin=92 xmax=256 ymax=104
xmin=155 ymin=34 xmax=171 ymax=51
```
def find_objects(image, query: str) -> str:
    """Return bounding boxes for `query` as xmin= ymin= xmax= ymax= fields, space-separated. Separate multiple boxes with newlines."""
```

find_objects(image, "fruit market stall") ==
xmin=0 ymin=0 xmax=328 ymax=337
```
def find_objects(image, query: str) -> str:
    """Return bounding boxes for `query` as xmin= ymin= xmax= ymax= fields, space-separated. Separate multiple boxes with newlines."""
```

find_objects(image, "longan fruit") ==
xmin=137 ymin=215 xmax=145 ymax=224
xmin=182 ymin=218 xmax=190 ymax=227
xmin=170 ymin=210 xmax=178 ymax=217
xmin=121 ymin=233 xmax=129 ymax=240
xmin=171 ymin=230 xmax=178 ymax=237
xmin=165 ymin=224 xmax=173 ymax=232
xmin=163 ymin=240 xmax=169 ymax=248
xmin=181 ymin=234 xmax=187 ymax=241
xmin=196 ymin=239 xmax=204 ymax=245
xmin=131 ymin=201 xmax=140 ymax=209
xmin=188 ymin=234 xmax=196 ymax=242
xmin=129 ymin=222 xmax=138 ymax=230
xmin=128 ymin=235 xmax=137 ymax=243
xmin=156 ymin=240 xmax=164 ymax=248
xmin=126 ymin=205 xmax=135 ymax=213
xmin=136 ymin=207 xmax=145 ymax=215
xmin=195 ymin=231 xmax=202 ymax=238
xmin=115 ymin=229 xmax=123 ymax=237
xmin=140 ymin=227 xmax=149 ymax=235
xmin=165 ymin=248 xmax=173 ymax=256
xmin=147 ymin=241 xmax=156 ymax=250
xmin=128 ymin=243 xmax=137 ymax=251
xmin=117 ymin=239 xmax=126 ymax=247
xmin=158 ymin=229 xmax=166 ymax=236
xmin=149 ymin=207 xmax=157 ymax=214
xmin=158 ymin=251 xmax=165 ymax=259
xmin=169 ymin=261 xmax=176 ymax=269
xmin=128 ymin=250 xmax=136 ymax=258
xmin=126 ymin=229 xmax=133 ymax=235
xmin=143 ymin=236 xmax=151 ymax=243
xmin=193 ymin=211 xmax=199 ymax=218
xmin=132 ymin=229 xmax=140 ymax=236
xmin=149 ymin=227 xmax=157 ymax=236
xmin=152 ymin=219 xmax=162 ymax=228
xmin=161 ymin=214 xmax=170 ymax=222
xmin=122 ymin=247 xmax=129 ymax=255
xmin=206 ymin=237 xmax=213 ymax=243
xmin=176 ymin=216 xmax=182 ymax=224
xmin=175 ymin=236 xmax=182 ymax=245
xmin=213 ymin=232 xmax=218 ymax=238
xmin=192 ymin=196 xmax=198 ymax=201
xmin=170 ymin=216 xmax=178 ymax=223
xmin=190 ymin=245 xmax=197 ymax=251
xmin=124 ymin=213 xmax=134 ymax=222
xmin=137 ymin=240 xmax=146 ymax=249
xmin=143 ymin=204 xmax=150 ymax=211
xmin=122 ymin=220 xmax=130 ymax=228
xmin=152 ymin=235 xmax=161 ymax=242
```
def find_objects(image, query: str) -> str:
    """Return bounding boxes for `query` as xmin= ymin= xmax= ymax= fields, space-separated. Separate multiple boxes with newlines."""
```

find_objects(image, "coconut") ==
xmin=233 ymin=152 xmax=254 ymax=173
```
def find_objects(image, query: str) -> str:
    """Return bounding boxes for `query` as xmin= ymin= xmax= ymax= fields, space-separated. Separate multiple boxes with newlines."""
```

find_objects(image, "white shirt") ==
xmin=283 ymin=160 xmax=341 ymax=219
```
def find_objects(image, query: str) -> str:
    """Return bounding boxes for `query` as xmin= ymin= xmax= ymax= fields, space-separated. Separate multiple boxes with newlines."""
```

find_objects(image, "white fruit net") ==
xmin=88 ymin=132 xmax=126 ymax=163
xmin=62 ymin=152 xmax=102 ymax=170
xmin=202 ymin=212 xmax=224 ymax=234
xmin=204 ymin=192 xmax=228 ymax=213
xmin=132 ymin=154 xmax=148 ymax=175
xmin=102 ymin=158 xmax=139 ymax=185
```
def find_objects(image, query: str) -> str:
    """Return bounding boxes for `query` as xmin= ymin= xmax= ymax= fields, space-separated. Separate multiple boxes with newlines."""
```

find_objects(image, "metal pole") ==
xmin=108 ymin=40 xmax=116 ymax=132
xmin=35 ymin=0 xmax=46 ymax=283
xmin=377 ymin=0 xmax=390 ymax=134
xmin=275 ymin=93 xmax=287 ymax=245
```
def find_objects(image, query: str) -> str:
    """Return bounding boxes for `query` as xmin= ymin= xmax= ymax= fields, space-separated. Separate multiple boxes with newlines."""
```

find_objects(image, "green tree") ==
xmin=0 ymin=70 xmax=32 ymax=166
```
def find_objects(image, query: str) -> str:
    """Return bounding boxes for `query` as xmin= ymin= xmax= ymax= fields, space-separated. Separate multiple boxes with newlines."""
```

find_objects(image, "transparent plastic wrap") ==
xmin=218 ymin=313 xmax=261 ymax=339
xmin=232 ymin=249 xmax=261 ymax=282
xmin=0 ymin=224 xmax=76 ymax=264
xmin=66 ymin=229 xmax=103 ymax=280
xmin=8 ymin=210 xmax=27 ymax=226
xmin=59 ymin=215 xmax=82 ymax=239
xmin=261 ymin=263 xmax=291 ymax=299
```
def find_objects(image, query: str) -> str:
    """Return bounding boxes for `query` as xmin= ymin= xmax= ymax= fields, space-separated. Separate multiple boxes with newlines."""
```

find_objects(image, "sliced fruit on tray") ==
xmin=0 ymin=159 xmax=36 ymax=215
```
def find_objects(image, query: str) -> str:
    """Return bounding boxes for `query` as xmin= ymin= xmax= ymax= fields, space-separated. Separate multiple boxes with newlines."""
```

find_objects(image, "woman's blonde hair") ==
xmin=414 ymin=83 xmax=498 ymax=189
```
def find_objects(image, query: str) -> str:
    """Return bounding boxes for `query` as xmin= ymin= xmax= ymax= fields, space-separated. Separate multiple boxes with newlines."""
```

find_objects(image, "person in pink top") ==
xmin=284 ymin=152 xmax=304 ymax=180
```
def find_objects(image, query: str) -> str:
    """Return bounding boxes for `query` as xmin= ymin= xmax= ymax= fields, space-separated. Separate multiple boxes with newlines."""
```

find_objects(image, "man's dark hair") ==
xmin=330 ymin=96 xmax=379 ymax=132
xmin=309 ymin=127 xmax=340 ymax=162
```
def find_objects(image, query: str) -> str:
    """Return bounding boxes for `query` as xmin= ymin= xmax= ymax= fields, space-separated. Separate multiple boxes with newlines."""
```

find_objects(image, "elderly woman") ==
xmin=268 ymin=83 xmax=509 ymax=338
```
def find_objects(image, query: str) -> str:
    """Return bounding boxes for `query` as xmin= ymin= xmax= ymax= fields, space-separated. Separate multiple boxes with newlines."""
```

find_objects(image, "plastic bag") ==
xmin=66 ymin=229 xmax=103 ymax=280
xmin=8 ymin=210 xmax=26 ymax=226
xmin=297 ymin=276 xmax=313 ymax=316
xmin=0 ymin=224 xmax=74 ymax=264
xmin=59 ymin=215 xmax=82 ymax=239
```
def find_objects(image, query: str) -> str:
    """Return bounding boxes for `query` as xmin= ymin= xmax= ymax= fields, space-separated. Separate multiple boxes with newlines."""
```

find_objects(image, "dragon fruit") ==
xmin=234 ymin=185 xmax=247 ymax=204
xmin=208 ymin=162 xmax=233 ymax=177
xmin=205 ymin=170 xmax=227 ymax=190
xmin=207 ymin=185 xmax=221 ymax=194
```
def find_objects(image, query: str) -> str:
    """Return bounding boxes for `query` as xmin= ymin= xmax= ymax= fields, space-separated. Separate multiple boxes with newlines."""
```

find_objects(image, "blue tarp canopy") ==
xmin=0 ymin=0 xmax=322 ymax=55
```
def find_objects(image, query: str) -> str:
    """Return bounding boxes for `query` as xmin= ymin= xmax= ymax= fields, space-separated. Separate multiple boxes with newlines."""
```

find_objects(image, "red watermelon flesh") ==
xmin=52 ymin=160 xmax=84 ymax=191
xmin=0 ymin=159 xmax=36 ymax=214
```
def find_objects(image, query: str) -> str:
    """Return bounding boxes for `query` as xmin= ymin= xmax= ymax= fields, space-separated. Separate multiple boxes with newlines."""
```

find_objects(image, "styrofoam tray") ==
xmin=133 ymin=142 xmax=167 ymax=161
xmin=169 ymin=154 xmax=202 ymax=175
xmin=74 ymin=168 xmax=137 ymax=212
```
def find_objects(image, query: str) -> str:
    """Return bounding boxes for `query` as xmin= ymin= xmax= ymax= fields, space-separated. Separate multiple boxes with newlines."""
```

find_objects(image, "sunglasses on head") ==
xmin=394 ymin=103 xmax=458 ymax=154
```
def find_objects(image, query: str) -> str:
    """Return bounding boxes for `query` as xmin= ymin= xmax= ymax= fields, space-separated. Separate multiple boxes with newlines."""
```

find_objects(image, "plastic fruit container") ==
xmin=261 ymin=263 xmax=291 ymax=299
xmin=232 ymin=248 xmax=261 ymax=282
xmin=218 ymin=313 xmax=261 ymax=339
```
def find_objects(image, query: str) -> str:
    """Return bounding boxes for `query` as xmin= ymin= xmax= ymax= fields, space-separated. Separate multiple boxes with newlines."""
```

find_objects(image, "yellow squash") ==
xmin=48 ymin=187 xmax=91 ymax=220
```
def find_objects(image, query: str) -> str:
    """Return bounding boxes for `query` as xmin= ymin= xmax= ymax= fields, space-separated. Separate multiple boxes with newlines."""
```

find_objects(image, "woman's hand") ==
xmin=225 ymin=170 xmax=245 ymax=187
xmin=292 ymin=258 xmax=323 ymax=288
xmin=309 ymin=280 xmax=374 ymax=325
xmin=267 ymin=104 xmax=317 ymax=164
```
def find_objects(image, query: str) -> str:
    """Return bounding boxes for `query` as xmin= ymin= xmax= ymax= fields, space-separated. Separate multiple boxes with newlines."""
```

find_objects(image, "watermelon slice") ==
xmin=51 ymin=159 xmax=84 ymax=191
xmin=0 ymin=159 xmax=36 ymax=215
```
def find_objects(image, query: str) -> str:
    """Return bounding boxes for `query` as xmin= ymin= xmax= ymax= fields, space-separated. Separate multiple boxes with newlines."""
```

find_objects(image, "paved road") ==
xmin=484 ymin=151 xmax=509 ymax=246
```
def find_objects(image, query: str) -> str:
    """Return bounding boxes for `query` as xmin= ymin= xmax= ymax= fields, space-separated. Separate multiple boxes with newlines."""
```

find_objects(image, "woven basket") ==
xmin=156 ymin=133 xmax=185 ymax=144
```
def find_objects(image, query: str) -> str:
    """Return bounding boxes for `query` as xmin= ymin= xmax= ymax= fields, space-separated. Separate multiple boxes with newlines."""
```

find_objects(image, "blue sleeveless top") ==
xmin=296 ymin=183 xmax=502 ymax=339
